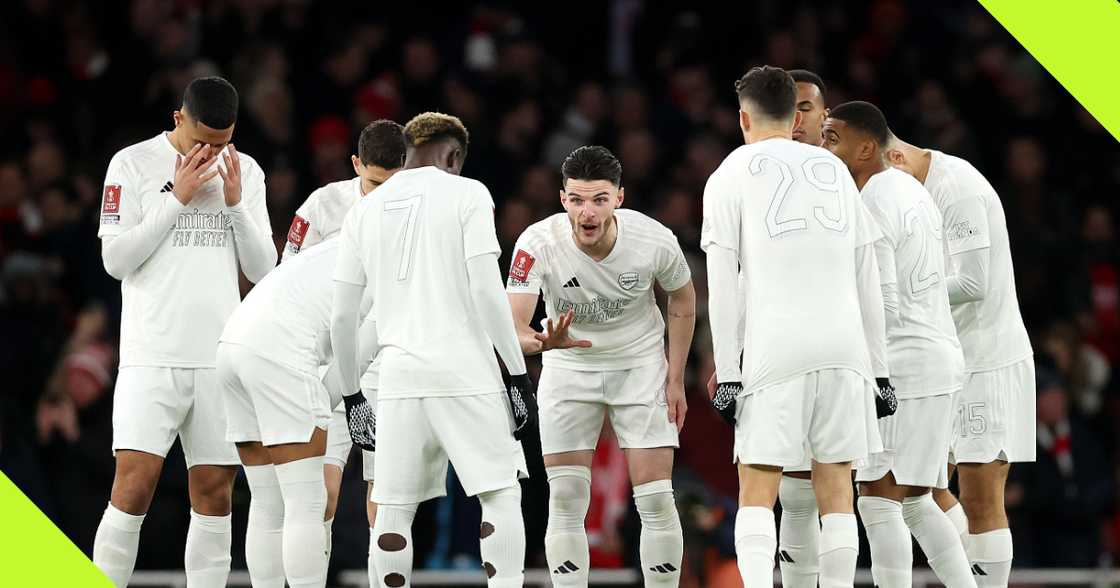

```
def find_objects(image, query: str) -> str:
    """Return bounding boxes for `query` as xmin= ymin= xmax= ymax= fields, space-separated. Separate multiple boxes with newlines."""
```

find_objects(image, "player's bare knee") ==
xmin=188 ymin=468 xmax=235 ymax=515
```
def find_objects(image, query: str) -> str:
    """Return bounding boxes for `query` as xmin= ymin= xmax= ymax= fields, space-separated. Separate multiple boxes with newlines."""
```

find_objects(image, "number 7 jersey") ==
xmin=701 ymin=139 xmax=882 ymax=392
xmin=334 ymin=166 xmax=505 ymax=399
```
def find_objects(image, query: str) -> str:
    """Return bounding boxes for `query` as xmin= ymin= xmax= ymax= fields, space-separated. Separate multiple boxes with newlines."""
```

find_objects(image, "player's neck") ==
xmin=166 ymin=128 xmax=190 ymax=155
xmin=855 ymin=162 xmax=888 ymax=191
xmin=912 ymin=148 xmax=933 ymax=184
xmin=746 ymin=128 xmax=790 ymax=143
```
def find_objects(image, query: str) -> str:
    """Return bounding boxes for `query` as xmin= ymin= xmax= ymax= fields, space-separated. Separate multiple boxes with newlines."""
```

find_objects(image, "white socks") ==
xmin=857 ymin=497 xmax=911 ymax=588
xmin=184 ymin=510 xmax=232 ymax=587
xmin=477 ymin=485 xmax=527 ymax=587
xmin=968 ymin=528 xmax=1013 ymax=587
xmin=633 ymin=480 xmax=683 ymax=586
xmin=244 ymin=464 xmax=285 ymax=588
xmin=93 ymin=504 xmax=145 ymax=587
xmin=545 ymin=466 xmax=591 ymax=587
xmin=373 ymin=502 xmax=418 ymax=588
xmin=275 ymin=457 xmax=328 ymax=588
xmin=818 ymin=513 xmax=858 ymax=588
xmin=945 ymin=502 xmax=970 ymax=546
xmin=734 ymin=506 xmax=776 ymax=588
xmin=903 ymin=495 xmax=977 ymax=588
xmin=778 ymin=476 xmax=820 ymax=587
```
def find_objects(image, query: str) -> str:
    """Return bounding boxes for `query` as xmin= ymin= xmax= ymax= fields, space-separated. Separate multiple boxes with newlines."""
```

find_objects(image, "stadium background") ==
xmin=1 ymin=0 xmax=1118 ymax=585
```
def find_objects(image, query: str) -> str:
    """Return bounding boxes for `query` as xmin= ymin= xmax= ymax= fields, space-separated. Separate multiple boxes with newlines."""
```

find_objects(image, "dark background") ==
xmin=1 ymin=0 xmax=1118 ymax=584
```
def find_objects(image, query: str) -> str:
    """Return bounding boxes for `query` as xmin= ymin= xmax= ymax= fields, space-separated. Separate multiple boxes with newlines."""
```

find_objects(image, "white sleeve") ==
xmin=282 ymin=196 xmax=317 ymax=261
xmin=329 ymin=280 xmax=365 ymax=398
xmin=357 ymin=318 xmax=381 ymax=377
xmin=856 ymin=243 xmax=889 ymax=379
xmin=706 ymin=244 xmax=743 ymax=383
xmin=942 ymin=193 xmax=991 ymax=255
xmin=227 ymin=167 xmax=277 ymax=282
xmin=467 ymin=252 xmax=527 ymax=376
xmin=333 ymin=208 xmax=367 ymax=287
xmin=946 ymin=248 xmax=989 ymax=304
xmin=862 ymin=193 xmax=901 ymax=331
xmin=505 ymin=232 xmax=546 ymax=294
xmin=655 ymin=230 xmax=692 ymax=292
xmin=100 ymin=199 xmax=186 ymax=280
xmin=462 ymin=183 xmax=501 ymax=261
xmin=699 ymin=169 xmax=740 ymax=253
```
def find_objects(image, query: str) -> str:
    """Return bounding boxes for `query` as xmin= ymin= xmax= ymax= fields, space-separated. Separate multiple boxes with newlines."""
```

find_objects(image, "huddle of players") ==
xmin=89 ymin=65 xmax=1032 ymax=588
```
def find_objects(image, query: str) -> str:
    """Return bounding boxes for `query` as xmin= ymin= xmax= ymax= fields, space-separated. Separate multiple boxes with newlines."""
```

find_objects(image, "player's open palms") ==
xmin=534 ymin=310 xmax=592 ymax=352
xmin=171 ymin=144 xmax=218 ymax=205
xmin=217 ymin=143 xmax=242 ymax=206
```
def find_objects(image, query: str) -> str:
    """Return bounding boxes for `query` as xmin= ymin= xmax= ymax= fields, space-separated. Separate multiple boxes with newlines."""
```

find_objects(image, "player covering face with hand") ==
xmin=331 ymin=112 xmax=534 ymax=588
xmin=507 ymin=145 xmax=696 ymax=587
xmin=824 ymin=100 xmax=977 ymax=588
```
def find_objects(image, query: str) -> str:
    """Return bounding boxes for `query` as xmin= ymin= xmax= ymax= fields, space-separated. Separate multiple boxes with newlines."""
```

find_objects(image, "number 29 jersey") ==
xmin=334 ymin=166 xmax=505 ymax=399
xmin=701 ymin=139 xmax=881 ymax=392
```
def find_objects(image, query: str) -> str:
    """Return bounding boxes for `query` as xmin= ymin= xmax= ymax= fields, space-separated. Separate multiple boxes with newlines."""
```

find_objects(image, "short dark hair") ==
xmin=788 ymin=69 xmax=826 ymax=96
xmin=403 ymin=112 xmax=469 ymax=153
xmin=734 ymin=66 xmax=797 ymax=121
xmin=358 ymin=120 xmax=406 ymax=168
xmin=561 ymin=146 xmax=622 ymax=188
xmin=182 ymin=77 xmax=238 ymax=129
xmin=829 ymin=101 xmax=892 ymax=146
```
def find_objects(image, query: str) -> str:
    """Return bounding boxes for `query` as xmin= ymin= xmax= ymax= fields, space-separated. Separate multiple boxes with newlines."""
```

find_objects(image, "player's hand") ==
xmin=706 ymin=371 xmax=717 ymax=400
xmin=711 ymin=381 xmax=741 ymax=426
xmin=874 ymin=377 xmax=898 ymax=419
xmin=343 ymin=391 xmax=376 ymax=451
xmin=666 ymin=377 xmax=687 ymax=432
xmin=217 ymin=143 xmax=242 ymax=207
xmin=506 ymin=373 xmax=538 ymax=440
xmin=172 ymin=144 xmax=218 ymax=205
xmin=533 ymin=310 xmax=592 ymax=352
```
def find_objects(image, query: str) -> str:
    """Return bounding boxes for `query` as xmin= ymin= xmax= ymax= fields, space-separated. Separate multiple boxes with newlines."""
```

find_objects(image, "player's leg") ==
xmin=857 ymin=473 xmax=913 ymax=588
xmin=778 ymin=469 xmax=819 ymax=588
xmin=736 ymin=463 xmax=783 ymax=587
xmin=435 ymin=393 xmax=529 ymax=587
xmin=371 ymin=397 xmax=449 ymax=588
xmin=957 ymin=461 xmax=1012 ymax=586
xmin=94 ymin=367 xmax=180 ymax=587
xmin=181 ymin=368 xmax=240 ymax=588
xmin=268 ymin=428 xmax=330 ymax=588
xmin=933 ymin=464 xmax=969 ymax=543
xmin=903 ymin=490 xmax=977 ymax=588
xmin=237 ymin=443 xmax=285 ymax=588
xmin=322 ymin=405 xmax=351 ymax=566
xmin=610 ymin=361 xmax=683 ymax=587
xmin=538 ymin=366 xmax=607 ymax=587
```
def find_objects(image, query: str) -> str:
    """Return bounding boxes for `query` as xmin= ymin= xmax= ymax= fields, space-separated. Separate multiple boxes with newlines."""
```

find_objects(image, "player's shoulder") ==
xmin=109 ymin=134 xmax=166 ymax=169
xmin=928 ymin=150 xmax=996 ymax=203
xmin=305 ymin=177 xmax=357 ymax=206
xmin=616 ymin=208 xmax=676 ymax=240
xmin=233 ymin=148 xmax=263 ymax=175
xmin=517 ymin=213 xmax=566 ymax=248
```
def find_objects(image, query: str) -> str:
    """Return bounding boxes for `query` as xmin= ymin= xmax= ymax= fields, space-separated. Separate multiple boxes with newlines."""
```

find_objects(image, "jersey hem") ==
xmin=745 ymin=362 xmax=873 ymax=394
xmin=963 ymin=350 xmax=1034 ymax=374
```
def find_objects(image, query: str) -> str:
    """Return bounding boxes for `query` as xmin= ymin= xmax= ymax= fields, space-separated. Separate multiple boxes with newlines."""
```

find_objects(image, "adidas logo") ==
xmin=553 ymin=560 xmax=580 ymax=575
xmin=159 ymin=181 xmax=175 ymax=193
xmin=778 ymin=550 xmax=796 ymax=563
xmin=562 ymin=276 xmax=581 ymax=288
xmin=971 ymin=564 xmax=987 ymax=576
xmin=648 ymin=562 xmax=677 ymax=574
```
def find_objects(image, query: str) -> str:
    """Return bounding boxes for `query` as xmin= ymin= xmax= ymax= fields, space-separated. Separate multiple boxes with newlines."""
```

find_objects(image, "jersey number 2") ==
xmin=750 ymin=154 xmax=848 ymax=238
xmin=384 ymin=195 xmax=422 ymax=281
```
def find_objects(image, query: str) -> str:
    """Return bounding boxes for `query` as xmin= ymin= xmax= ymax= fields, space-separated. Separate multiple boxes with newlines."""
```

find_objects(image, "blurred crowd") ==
xmin=1 ymin=0 xmax=1117 ymax=584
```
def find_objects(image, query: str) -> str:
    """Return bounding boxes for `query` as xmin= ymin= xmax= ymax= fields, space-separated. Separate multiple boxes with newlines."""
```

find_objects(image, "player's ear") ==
xmin=792 ymin=110 xmax=804 ymax=132
xmin=351 ymin=155 xmax=362 ymax=176
xmin=739 ymin=109 xmax=751 ymax=134
xmin=616 ymin=187 xmax=625 ymax=208
xmin=173 ymin=110 xmax=183 ymax=129
xmin=886 ymin=148 xmax=905 ymax=167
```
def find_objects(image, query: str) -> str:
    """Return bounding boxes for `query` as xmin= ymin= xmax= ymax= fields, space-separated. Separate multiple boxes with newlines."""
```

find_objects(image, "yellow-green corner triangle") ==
xmin=0 ymin=472 xmax=112 ymax=586
xmin=980 ymin=0 xmax=1120 ymax=142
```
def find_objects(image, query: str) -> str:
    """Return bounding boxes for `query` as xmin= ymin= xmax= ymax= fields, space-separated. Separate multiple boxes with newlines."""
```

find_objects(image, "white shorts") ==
xmin=734 ymin=369 xmax=882 ymax=467
xmin=112 ymin=366 xmax=239 ymax=469
xmin=217 ymin=343 xmax=331 ymax=447
xmin=373 ymin=393 xmax=528 ymax=505
xmin=324 ymin=405 xmax=376 ymax=482
xmin=538 ymin=361 xmax=678 ymax=455
xmin=950 ymin=358 xmax=1037 ymax=464
xmin=857 ymin=393 xmax=955 ymax=488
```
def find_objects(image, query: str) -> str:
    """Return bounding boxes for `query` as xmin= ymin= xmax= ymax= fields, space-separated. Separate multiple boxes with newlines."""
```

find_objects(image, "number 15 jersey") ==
xmin=701 ymin=139 xmax=881 ymax=392
xmin=334 ymin=166 xmax=505 ymax=399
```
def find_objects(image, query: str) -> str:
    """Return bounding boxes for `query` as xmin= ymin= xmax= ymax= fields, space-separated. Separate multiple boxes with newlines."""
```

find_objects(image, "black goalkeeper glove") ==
xmin=712 ymin=382 xmax=742 ymax=426
xmin=506 ymin=373 xmax=538 ymax=441
xmin=875 ymin=378 xmax=898 ymax=419
xmin=343 ymin=392 xmax=376 ymax=451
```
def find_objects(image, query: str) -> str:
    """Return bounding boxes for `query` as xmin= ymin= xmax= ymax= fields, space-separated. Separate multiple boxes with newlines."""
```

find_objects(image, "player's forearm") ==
xmin=467 ymin=254 xmax=528 ymax=375
xmin=329 ymin=281 xmax=364 ymax=396
xmin=100 ymin=194 xmax=186 ymax=280
xmin=881 ymin=281 xmax=901 ymax=332
xmin=946 ymin=248 xmax=989 ymax=305
xmin=228 ymin=201 xmax=277 ymax=282
xmin=357 ymin=318 xmax=381 ymax=376
xmin=666 ymin=282 xmax=696 ymax=383
xmin=873 ymin=238 xmax=901 ymax=331
xmin=705 ymin=245 xmax=743 ymax=383
xmin=856 ymin=243 xmax=890 ymax=378
xmin=508 ymin=293 xmax=545 ymax=356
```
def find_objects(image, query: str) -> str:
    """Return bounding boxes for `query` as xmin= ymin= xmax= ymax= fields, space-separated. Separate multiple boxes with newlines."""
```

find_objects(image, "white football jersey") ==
xmin=334 ymin=166 xmax=505 ymax=399
xmin=924 ymin=151 xmax=1032 ymax=371
xmin=701 ymin=139 xmax=881 ymax=392
xmin=221 ymin=239 xmax=343 ymax=375
xmin=98 ymin=133 xmax=270 ymax=367
xmin=506 ymin=210 xmax=691 ymax=371
xmin=282 ymin=177 xmax=362 ymax=259
xmin=861 ymin=168 xmax=964 ymax=398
